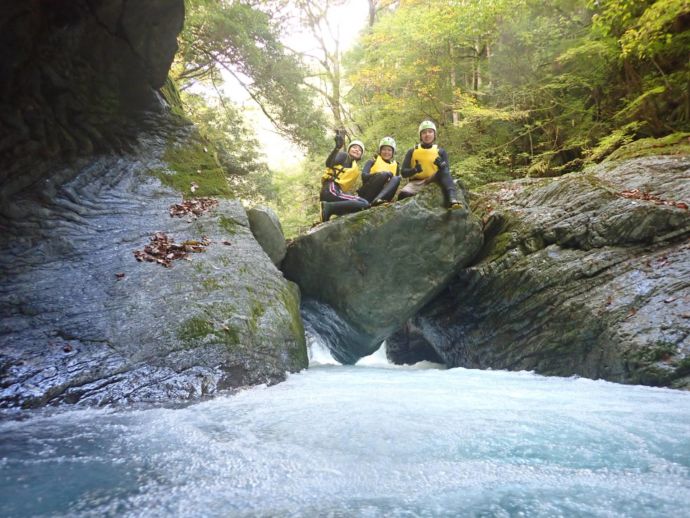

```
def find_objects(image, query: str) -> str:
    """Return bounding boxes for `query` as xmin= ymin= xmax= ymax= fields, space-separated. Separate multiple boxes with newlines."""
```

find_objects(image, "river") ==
xmin=1 ymin=343 xmax=689 ymax=517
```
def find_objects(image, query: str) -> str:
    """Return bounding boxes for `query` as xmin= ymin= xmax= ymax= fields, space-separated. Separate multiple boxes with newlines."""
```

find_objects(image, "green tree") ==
xmin=174 ymin=0 xmax=328 ymax=151
xmin=345 ymin=0 xmax=690 ymax=186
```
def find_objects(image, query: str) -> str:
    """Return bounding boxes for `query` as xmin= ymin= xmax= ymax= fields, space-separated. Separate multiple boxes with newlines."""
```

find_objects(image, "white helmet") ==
xmin=348 ymin=140 xmax=365 ymax=155
xmin=378 ymin=136 xmax=396 ymax=154
xmin=418 ymin=120 xmax=437 ymax=137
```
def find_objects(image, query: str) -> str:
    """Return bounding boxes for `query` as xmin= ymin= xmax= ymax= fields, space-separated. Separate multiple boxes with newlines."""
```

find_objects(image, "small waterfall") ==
xmin=300 ymin=298 xmax=378 ymax=364
xmin=306 ymin=332 xmax=339 ymax=365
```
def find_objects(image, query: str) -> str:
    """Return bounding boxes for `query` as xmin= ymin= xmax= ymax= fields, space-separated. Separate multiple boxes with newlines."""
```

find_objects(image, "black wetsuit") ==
xmin=357 ymin=156 xmax=401 ymax=203
xmin=320 ymin=146 xmax=369 ymax=220
xmin=399 ymin=143 xmax=457 ymax=203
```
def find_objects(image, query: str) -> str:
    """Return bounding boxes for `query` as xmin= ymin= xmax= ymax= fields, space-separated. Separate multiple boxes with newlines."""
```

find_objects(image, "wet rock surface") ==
xmin=387 ymin=156 xmax=690 ymax=388
xmin=0 ymin=1 xmax=307 ymax=411
xmin=0 ymin=125 xmax=307 ymax=410
xmin=0 ymin=0 xmax=185 ymax=196
xmin=282 ymin=186 xmax=484 ymax=363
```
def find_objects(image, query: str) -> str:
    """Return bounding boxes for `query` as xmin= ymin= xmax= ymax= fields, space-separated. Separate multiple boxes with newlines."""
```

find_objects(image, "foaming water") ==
xmin=1 ymin=364 xmax=689 ymax=517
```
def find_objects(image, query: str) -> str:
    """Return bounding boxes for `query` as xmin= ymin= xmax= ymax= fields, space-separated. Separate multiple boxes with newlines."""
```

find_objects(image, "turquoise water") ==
xmin=1 ymin=349 xmax=690 ymax=517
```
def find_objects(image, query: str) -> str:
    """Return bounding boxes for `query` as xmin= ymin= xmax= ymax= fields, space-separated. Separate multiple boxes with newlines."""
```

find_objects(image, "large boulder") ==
xmin=387 ymin=156 xmax=690 ymax=388
xmin=247 ymin=205 xmax=288 ymax=266
xmin=0 ymin=126 xmax=307 ymax=410
xmin=282 ymin=185 xmax=484 ymax=363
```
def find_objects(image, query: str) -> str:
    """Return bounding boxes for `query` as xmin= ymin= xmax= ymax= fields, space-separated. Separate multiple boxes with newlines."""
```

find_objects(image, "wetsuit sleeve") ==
xmin=361 ymin=158 xmax=375 ymax=182
xmin=437 ymin=147 xmax=450 ymax=175
xmin=326 ymin=149 xmax=348 ymax=168
xmin=400 ymin=148 xmax=417 ymax=178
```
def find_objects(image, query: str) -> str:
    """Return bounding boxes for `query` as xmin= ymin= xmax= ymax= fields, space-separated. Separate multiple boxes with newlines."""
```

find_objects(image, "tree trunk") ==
xmin=368 ymin=0 xmax=376 ymax=27
xmin=449 ymin=41 xmax=459 ymax=125
xmin=474 ymin=38 xmax=482 ymax=91
xmin=332 ymin=38 xmax=343 ymax=129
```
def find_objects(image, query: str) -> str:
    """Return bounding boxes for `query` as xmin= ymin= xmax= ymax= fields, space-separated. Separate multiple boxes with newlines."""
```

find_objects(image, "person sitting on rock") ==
xmin=357 ymin=136 xmax=401 ymax=206
xmin=398 ymin=120 xmax=463 ymax=209
xmin=320 ymin=131 xmax=370 ymax=222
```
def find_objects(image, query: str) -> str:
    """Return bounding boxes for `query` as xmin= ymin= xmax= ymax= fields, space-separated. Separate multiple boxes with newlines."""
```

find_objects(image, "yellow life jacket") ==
xmin=369 ymin=155 xmax=398 ymax=176
xmin=410 ymin=144 xmax=439 ymax=180
xmin=322 ymin=161 xmax=361 ymax=193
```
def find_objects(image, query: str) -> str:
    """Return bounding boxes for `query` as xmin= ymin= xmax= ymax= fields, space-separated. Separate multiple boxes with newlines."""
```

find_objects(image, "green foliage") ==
xmin=171 ymin=0 xmax=690 ymax=238
xmin=456 ymin=155 xmax=514 ymax=190
xmin=344 ymin=0 xmax=690 ymax=187
xmin=588 ymin=122 xmax=644 ymax=162
xmin=180 ymin=91 xmax=275 ymax=203
xmin=270 ymin=154 xmax=323 ymax=238
xmin=175 ymin=0 xmax=327 ymax=151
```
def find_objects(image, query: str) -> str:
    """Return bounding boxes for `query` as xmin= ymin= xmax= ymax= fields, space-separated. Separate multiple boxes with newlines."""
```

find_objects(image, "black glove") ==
xmin=334 ymin=131 xmax=345 ymax=149
xmin=380 ymin=171 xmax=393 ymax=180
xmin=434 ymin=156 xmax=447 ymax=169
xmin=414 ymin=162 xmax=423 ymax=174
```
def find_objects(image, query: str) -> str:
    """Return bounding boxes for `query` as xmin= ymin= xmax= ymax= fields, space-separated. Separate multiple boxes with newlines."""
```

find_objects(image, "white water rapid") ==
xmin=1 ymin=341 xmax=689 ymax=517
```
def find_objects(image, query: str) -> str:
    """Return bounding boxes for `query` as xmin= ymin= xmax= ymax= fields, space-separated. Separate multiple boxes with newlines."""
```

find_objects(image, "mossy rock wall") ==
xmin=0 ymin=125 xmax=307 ymax=409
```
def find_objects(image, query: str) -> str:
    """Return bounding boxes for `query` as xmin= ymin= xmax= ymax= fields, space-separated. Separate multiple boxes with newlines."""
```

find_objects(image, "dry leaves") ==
xmin=134 ymin=232 xmax=211 ymax=268
xmin=169 ymin=198 xmax=218 ymax=218
xmin=619 ymin=189 xmax=689 ymax=210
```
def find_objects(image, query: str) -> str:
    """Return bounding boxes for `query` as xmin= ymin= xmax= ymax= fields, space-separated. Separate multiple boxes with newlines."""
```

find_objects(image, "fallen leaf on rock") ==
xmin=664 ymin=297 xmax=677 ymax=303
xmin=680 ymin=313 xmax=690 ymax=319
xmin=115 ymin=272 xmax=125 ymax=279
xmin=222 ymin=240 xmax=232 ymax=246
xmin=134 ymin=232 xmax=210 ymax=268
xmin=625 ymin=308 xmax=637 ymax=320
xmin=169 ymin=198 xmax=218 ymax=218
xmin=63 ymin=344 xmax=72 ymax=353
xmin=619 ymin=189 xmax=689 ymax=210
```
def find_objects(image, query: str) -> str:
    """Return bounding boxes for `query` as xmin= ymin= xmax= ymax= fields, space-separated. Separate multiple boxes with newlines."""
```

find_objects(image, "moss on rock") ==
xmin=178 ymin=316 xmax=214 ymax=341
xmin=219 ymin=215 xmax=239 ymax=235
xmin=282 ymin=283 xmax=308 ymax=368
xmin=606 ymin=132 xmax=690 ymax=162
xmin=156 ymin=136 xmax=232 ymax=198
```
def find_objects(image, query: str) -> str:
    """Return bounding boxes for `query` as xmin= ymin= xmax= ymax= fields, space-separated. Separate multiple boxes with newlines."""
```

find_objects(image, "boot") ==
xmin=446 ymin=190 xmax=465 ymax=210
xmin=375 ymin=176 xmax=401 ymax=203
xmin=320 ymin=201 xmax=333 ymax=222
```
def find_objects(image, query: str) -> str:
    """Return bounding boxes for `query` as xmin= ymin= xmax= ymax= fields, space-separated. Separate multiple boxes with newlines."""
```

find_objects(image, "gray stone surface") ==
xmin=0 ymin=127 xmax=307 ymax=410
xmin=0 ymin=0 xmax=308 ymax=412
xmin=282 ymin=185 xmax=484 ymax=363
xmin=247 ymin=205 xmax=288 ymax=266
xmin=387 ymin=156 xmax=690 ymax=388
xmin=0 ymin=0 xmax=184 ymax=197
